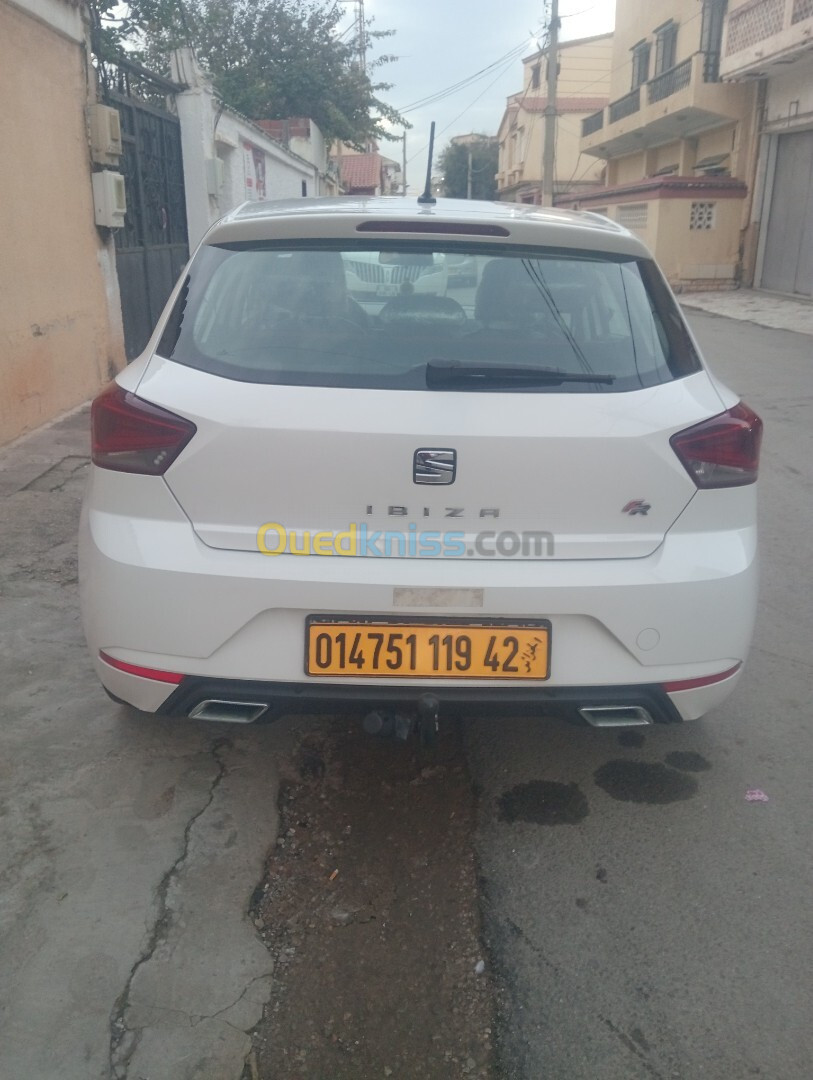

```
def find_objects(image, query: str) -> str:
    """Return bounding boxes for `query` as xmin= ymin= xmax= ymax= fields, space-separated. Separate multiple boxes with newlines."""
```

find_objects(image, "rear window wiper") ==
xmin=425 ymin=360 xmax=615 ymax=387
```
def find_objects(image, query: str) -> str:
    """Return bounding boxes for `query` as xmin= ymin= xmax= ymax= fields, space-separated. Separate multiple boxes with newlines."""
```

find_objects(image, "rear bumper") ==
xmin=80 ymin=470 xmax=757 ymax=720
xmin=157 ymin=676 xmax=687 ymax=722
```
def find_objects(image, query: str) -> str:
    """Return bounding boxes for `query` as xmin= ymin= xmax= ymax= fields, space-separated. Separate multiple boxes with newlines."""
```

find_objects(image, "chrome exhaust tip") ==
xmin=579 ymin=705 xmax=654 ymax=728
xmin=188 ymin=699 xmax=268 ymax=724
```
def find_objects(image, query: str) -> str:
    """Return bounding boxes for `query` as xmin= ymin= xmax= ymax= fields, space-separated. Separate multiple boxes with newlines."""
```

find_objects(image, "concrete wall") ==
xmin=722 ymin=0 xmax=813 ymax=79
xmin=0 ymin=0 xmax=125 ymax=446
xmin=656 ymin=195 xmax=744 ymax=285
xmin=614 ymin=152 xmax=646 ymax=184
xmin=762 ymin=53 xmax=813 ymax=130
xmin=171 ymin=49 xmax=319 ymax=249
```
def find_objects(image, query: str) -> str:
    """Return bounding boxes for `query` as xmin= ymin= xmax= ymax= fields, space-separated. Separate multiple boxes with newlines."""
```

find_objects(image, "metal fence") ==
xmin=647 ymin=57 xmax=693 ymax=104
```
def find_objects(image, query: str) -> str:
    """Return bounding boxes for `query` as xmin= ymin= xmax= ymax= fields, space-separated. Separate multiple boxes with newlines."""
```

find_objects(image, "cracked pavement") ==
xmin=0 ymin=409 xmax=288 ymax=1080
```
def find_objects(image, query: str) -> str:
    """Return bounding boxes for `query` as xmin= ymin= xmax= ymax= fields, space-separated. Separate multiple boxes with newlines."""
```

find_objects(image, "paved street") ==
xmin=467 ymin=310 xmax=813 ymax=1078
xmin=0 ymin=309 xmax=811 ymax=1079
xmin=0 ymin=412 xmax=290 ymax=1079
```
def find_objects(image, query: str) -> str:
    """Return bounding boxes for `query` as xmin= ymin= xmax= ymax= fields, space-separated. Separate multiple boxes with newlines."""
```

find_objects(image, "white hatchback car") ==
xmin=80 ymin=197 xmax=761 ymax=732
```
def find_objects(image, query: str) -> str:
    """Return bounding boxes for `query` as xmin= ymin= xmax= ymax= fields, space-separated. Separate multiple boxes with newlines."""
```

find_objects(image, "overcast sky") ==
xmin=338 ymin=0 xmax=617 ymax=181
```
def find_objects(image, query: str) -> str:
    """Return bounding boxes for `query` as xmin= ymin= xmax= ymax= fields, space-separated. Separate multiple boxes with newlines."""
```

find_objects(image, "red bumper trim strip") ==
xmin=99 ymin=650 xmax=185 ymax=685
xmin=663 ymin=663 xmax=742 ymax=693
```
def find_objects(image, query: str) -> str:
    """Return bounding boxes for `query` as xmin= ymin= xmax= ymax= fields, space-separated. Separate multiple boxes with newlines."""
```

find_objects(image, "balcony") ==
xmin=721 ymin=0 xmax=813 ymax=79
xmin=608 ymin=88 xmax=640 ymax=123
xmin=582 ymin=109 xmax=604 ymax=137
xmin=648 ymin=57 xmax=693 ymax=103
xmin=581 ymin=51 xmax=753 ymax=159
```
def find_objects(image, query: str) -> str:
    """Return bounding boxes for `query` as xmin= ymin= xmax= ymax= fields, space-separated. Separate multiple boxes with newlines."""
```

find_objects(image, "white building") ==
xmin=170 ymin=49 xmax=327 ymax=248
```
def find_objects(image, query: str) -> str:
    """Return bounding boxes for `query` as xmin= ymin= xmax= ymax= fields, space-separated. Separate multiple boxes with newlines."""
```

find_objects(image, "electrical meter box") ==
xmin=206 ymin=157 xmax=226 ymax=196
xmin=92 ymin=171 xmax=127 ymax=229
xmin=87 ymin=105 xmax=123 ymax=165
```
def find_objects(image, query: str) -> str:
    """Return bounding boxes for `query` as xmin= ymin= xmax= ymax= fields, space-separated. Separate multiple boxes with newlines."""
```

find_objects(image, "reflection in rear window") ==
xmin=158 ymin=243 xmax=701 ymax=392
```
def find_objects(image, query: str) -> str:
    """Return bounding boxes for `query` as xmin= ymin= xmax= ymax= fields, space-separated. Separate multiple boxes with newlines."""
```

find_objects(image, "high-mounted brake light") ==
xmin=671 ymin=402 xmax=762 ymax=488
xmin=91 ymin=383 xmax=196 ymax=475
xmin=356 ymin=221 xmax=510 ymax=236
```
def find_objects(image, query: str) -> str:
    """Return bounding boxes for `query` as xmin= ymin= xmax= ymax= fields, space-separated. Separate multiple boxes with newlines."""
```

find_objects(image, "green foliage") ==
xmin=438 ymin=138 xmax=499 ymax=200
xmin=92 ymin=1 xmax=407 ymax=148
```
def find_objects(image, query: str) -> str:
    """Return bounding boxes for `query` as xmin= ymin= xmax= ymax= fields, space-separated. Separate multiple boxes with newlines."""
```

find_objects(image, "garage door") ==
xmin=760 ymin=131 xmax=813 ymax=299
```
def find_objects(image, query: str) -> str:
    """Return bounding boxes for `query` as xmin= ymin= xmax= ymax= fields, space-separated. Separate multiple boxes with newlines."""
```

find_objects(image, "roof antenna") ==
xmin=417 ymin=121 xmax=437 ymax=205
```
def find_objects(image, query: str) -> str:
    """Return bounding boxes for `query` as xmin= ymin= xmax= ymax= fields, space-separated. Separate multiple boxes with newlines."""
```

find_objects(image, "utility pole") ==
xmin=339 ymin=1 xmax=366 ymax=73
xmin=467 ymin=147 xmax=473 ymax=199
xmin=357 ymin=0 xmax=366 ymax=73
xmin=542 ymin=0 xmax=559 ymax=207
xmin=402 ymin=130 xmax=407 ymax=196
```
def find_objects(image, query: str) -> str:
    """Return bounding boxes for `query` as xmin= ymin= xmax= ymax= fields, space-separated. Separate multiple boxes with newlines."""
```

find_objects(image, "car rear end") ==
xmin=79 ymin=198 xmax=761 ymax=726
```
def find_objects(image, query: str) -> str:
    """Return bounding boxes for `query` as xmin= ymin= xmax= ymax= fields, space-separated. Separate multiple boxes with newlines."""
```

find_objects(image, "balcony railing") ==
xmin=703 ymin=48 xmax=722 ymax=82
xmin=582 ymin=109 xmax=605 ymax=137
xmin=647 ymin=57 xmax=693 ymax=104
xmin=608 ymin=87 xmax=640 ymax=124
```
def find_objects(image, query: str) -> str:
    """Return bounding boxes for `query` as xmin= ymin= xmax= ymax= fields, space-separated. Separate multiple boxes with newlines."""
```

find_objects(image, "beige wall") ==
xmin=522 ymin=35 xmax=614 ymax=97
xmin=0 ymin=1 xmax=124 ymax=446
xmin=609 ymin=0 xmax=697 ymax=101
xmin=614 ymin=152 xmax=646 ymax=184
xmin=510 ymin=106 xmax=606 ymax=188
xmin=656 ymin=196 xmax=744 ymax=284
xmin=498 ymin=34 xmax=613 ymax=195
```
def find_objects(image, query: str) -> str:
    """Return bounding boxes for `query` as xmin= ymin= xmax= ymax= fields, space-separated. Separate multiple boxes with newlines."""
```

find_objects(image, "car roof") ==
xmin=205 ymin=196 xmax=649 ymax=258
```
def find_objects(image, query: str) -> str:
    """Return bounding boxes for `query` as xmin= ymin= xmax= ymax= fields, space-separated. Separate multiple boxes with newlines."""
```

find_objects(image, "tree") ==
xmin=438 ymin=138 xmax=499 ymax=201
xmin=92 ymin=1 xmax=407 ymax=148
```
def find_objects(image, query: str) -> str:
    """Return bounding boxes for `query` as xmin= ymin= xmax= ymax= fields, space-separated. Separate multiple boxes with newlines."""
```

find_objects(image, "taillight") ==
xmin=91 ymin=383 xmax=196 ymax=475
xmin=671 ymin=402 xmax=762 ymax=488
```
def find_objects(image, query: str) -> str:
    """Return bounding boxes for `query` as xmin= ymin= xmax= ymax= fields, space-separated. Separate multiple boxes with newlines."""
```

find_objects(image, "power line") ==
xmin=405 ymin=22 xmax=558 ymax=170
xmin=406 ymin=47 xmax=527 ymax=166
xmin=398 ymin=29 xmax=544 ymax=114
xmin=504 ymin=30 xmax=554 ymax=187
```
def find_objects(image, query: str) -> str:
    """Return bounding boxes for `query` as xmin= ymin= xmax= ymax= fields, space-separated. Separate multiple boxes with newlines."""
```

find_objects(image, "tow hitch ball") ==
xmin=362 ymin=694 xmax=440 ymax=747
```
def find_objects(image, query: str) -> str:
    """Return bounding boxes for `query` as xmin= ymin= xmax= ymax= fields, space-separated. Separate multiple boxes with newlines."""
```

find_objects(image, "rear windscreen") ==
xmin=157 ymin=242 xmax=701 ymax=392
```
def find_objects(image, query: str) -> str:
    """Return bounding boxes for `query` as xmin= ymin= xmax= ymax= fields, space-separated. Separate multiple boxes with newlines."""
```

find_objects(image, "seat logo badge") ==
xmin=622 ymin=499 xmax=651 ymax=516
xmin=414 ymin=448 xmax=456 ymax=485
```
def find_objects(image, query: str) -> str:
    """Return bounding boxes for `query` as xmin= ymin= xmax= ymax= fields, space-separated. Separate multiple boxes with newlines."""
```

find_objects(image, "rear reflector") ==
xmin=91 ymin=383 xmax=196 ymax=475
xmin=662 ymin=663 xmax=741 ymax=693
xmin=671 ymin=402 xmax=762 ymax=488
xmin=99 ymin=650 xmax=185 ymax=684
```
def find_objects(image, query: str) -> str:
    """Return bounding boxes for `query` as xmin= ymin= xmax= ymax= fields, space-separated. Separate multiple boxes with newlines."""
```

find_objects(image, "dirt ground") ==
xmin=245 ymin=716 xmax=496 ymax=1080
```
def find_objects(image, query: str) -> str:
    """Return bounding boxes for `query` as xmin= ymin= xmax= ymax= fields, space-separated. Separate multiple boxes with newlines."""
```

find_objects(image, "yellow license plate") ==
xmin=306 ymin=619 xmax=551 ymax=680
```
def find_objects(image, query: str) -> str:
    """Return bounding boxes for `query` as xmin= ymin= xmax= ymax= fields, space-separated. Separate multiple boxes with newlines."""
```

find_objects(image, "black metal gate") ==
xmin=100 ymin=58 xmax=189 ymax=359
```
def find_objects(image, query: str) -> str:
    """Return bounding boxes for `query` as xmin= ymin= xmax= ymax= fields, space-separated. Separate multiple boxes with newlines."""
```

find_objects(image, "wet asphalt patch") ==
xmin=593 ymin=760 xmax=699 ymax=804
xmin=664 ymin=750 xmax=713 ymax=772
xmin=496 ymin=742 xmax=710 ymax=820
xmin=497 ymin=780 xmax=589 ymax=825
